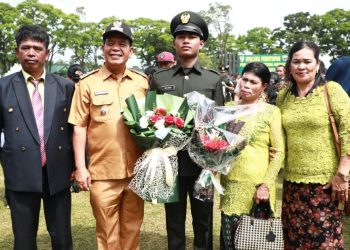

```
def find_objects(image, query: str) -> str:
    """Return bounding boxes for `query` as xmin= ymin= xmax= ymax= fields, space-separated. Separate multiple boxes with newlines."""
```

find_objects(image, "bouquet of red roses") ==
xmin=122 ymin=91 xmax=194 ymax=203
xmin=185 ymin=92 xmax=256 ymax=201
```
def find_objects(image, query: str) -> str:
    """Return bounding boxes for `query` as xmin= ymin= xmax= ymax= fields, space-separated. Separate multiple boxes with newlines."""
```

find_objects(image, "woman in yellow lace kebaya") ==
xmin=277 ymin=41 xmax=350 ymax=249
xmin=220 ymin=62 xmax=285 ymax=250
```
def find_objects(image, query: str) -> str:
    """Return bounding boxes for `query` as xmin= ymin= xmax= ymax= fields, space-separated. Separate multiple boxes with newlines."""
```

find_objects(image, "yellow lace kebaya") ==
xmin=220 ymin=102 xmax=285 ymax=216
xmin=276 ymin=81 xmax=350 ymax=184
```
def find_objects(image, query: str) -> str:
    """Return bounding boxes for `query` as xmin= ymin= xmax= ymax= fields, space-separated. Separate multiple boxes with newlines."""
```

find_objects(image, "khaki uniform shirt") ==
xmin=68 ymin=64 xmax=148 ymax=180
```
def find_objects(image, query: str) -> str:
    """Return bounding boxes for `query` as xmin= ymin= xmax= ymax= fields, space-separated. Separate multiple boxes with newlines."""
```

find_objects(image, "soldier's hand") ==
xmin=269 ymin=147 xmax=277 ymax=161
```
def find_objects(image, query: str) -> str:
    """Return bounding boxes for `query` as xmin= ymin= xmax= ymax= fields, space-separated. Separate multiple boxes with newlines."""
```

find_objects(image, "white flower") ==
xmin=145 ymin=110 xmax=154 ymax=117
xmin=168 ymin=110 xmax=178 ymax=116
xmin=207 ymin=129 xmax=220 ymax=140
xmin=155 ymin=127 xmax=171 ymax=140
xmin=139 ymin=116 xmax=149 ymax=129
xmin=154 ymin=119 xmax=165 ymax=130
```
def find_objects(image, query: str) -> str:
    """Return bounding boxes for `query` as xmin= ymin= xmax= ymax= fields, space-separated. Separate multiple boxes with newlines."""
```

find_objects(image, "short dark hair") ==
xmin=67 ymin=64 xmax=84 ymax=83
xmin=144 ymin=65 xmax=157 ymax=76
xmin=15 ymin=25 xmax=50 ymax=49
xmin=242 ymin=62 xmax=271 ymax=84
xmin=270 ymin=72 xmax=279 ymax=85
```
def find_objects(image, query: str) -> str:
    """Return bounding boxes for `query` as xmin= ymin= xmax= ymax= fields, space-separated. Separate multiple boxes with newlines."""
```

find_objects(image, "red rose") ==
xmin=201 ymin=136 xmax=229 ymax=151
xmin=175 ymin=117 xmax=185 ymax=128
xmin=149 ymin=114 xmax=161 ymax=123
xmin=201 ymin=135 xmax=211 ymax=144
xmin=164 ymin=115 xmax=175 ymax=126
xmin=155 ymin=108 xmax=166 ymax=116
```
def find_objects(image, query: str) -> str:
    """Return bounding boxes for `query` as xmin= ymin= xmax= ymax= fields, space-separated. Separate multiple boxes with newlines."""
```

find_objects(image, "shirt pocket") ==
xmin=91 ymin=96 xmax=114 ymax=122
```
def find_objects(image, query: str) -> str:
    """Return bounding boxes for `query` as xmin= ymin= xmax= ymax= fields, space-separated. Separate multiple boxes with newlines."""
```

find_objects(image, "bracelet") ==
xmin=336 ymin=172 xmax=350 ymax=182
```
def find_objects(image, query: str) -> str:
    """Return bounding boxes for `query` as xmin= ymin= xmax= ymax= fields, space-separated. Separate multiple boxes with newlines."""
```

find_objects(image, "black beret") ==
xmin=170 ymin=11 xmax=209 ymax=41
xmin=67 ymin=64 xmax=83 ymax=78
xmin=103 ymin=20 xmax=133 ymax=43
xmin=67 ymin=64 xmax=84 ymax=83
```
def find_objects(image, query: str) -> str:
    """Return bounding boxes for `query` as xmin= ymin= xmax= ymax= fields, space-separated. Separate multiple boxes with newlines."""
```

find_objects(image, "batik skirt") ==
xmin=282 ymin=181 xmax=344 ymax=249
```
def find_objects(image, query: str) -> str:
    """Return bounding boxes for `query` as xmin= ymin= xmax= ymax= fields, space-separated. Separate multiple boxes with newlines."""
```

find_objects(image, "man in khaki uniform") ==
xmin=68 ymin=21 xmax=148 ymax=250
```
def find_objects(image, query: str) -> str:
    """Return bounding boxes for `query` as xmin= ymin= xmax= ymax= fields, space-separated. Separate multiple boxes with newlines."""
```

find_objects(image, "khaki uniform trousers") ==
xmin=90 ymin=178 xmax=144 ymax=250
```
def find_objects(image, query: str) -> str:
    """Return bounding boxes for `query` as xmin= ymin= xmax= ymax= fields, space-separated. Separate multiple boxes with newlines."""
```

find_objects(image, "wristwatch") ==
xmin=336 ymin=172 xmax=350 ymax=182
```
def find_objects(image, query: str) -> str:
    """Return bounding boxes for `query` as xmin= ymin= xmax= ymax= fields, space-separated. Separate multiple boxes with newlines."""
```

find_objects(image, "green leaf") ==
xmin=124 ymin=121 xmax=138 ymax=129
xmin=121 ymin=108 xmax=135 ymax=122
xmin=158 ymin=93 xmax=186 ymax=114
xmin=133 ymin=135 xmax=161 ymax=150
xmin=142 ymin=130 xmax=155 ymax=136
xmin=177 ymin=97 xmax=190 ymax=119
xmin=125 ymin=94 xmax=141 ymax=121
xmin=145 ymin=91 xmax=157 ymax=111
xmin=184 ymin=110 xmax=195 ymax=127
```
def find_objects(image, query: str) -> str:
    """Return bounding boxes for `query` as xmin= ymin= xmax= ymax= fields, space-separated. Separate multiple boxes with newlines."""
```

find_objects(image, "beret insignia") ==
xmin=180 ymin=12 xmax=190 ymax=24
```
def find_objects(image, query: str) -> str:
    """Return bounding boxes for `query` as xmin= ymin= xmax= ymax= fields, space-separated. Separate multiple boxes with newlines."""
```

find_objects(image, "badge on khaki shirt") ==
xmin=160 ymin=85 xmax=176 ymax=91
xmin=94 ymin=90 xmax=108 ymax=96
xmin=100 ymin=106 xmax=108 ymax=116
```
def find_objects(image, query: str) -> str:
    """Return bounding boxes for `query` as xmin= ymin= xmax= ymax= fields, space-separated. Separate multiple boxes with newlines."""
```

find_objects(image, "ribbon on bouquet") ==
xmin=198 ymin=169 xmax=225 ymax=195
xmin=137 ymin=146 xmax=178 ymax=203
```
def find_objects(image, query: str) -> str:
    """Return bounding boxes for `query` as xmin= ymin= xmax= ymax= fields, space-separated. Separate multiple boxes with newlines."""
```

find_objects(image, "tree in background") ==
xmin=68 ymin=17 xmax=102 ymax=70
xmin=200 ymin=2 xmax=235 ymax=69
xmin=316 ymin=9 xmax=350 ymax=61
xmin=236 ymin=27 xmax=281 ymax=54
xmin=129 ymin=18 xmax=173 ymax=67
xmin=272 ymin=12 xmax=317 ymax=53
xmin=0 ymin=3 xmax=19 ymax=75
xmin=272 ymin=10 xmax=350 ymax=61
xmin=16 ymin=0 xmax=74 ymax=72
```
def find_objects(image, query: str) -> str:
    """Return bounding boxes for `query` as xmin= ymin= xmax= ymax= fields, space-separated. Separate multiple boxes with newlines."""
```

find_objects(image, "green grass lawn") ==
xmin=0 ymin=169 xmax=349 ymax=249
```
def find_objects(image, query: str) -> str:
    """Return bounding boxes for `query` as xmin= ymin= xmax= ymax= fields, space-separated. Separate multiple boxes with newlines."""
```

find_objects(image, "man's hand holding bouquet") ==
xmin=122 ymin=91 xmax=194 ymax=203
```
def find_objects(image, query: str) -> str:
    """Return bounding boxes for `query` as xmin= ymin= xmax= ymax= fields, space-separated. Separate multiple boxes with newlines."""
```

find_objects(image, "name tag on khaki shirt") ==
xmin=94 ymin=90 xmax=109 ymax=96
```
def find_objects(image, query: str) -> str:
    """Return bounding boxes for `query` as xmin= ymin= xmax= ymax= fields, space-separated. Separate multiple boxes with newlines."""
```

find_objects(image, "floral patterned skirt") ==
xmin=282 ymin=181 xmax=344 ymax=250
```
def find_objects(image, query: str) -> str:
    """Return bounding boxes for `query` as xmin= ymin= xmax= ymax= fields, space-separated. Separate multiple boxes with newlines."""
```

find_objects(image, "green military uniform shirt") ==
xmin=150 ymin=61 xmax=224 ymax=106
xmin=150 ymin=61 xmax=224 ymax=176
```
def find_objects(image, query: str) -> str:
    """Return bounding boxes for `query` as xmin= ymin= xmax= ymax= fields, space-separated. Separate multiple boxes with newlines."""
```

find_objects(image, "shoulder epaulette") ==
xmin=205 ymin=68 xmax=220 ymax=76
xmin=153 ymin=67 xmax=172 ymax=75
xmin=80 ymin=69 xmax=99 ymax=80
xmin=129 ymin=68 xmax=147 ymax=79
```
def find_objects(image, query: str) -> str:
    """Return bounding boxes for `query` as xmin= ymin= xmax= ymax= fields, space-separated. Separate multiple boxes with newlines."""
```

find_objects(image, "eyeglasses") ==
xmin=241 ymin=77 xmax=262 ymax=85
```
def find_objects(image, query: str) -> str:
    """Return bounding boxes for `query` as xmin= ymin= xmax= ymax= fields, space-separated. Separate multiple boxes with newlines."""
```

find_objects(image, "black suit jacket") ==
xmin=0 ymin=71 xmax=75 ymax=195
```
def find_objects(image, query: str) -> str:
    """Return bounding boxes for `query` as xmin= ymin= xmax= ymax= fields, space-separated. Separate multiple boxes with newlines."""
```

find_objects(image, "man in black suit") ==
xmin=0 ymin=25 xmax=75 ymax=250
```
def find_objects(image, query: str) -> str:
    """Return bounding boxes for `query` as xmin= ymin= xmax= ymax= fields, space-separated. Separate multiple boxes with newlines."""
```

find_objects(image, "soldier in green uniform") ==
xmin=150 ymin=11 xmax=224 ymax=250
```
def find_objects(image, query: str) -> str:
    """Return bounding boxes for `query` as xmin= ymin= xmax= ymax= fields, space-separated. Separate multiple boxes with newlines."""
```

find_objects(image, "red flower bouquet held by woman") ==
xmin=185 ymin=92 xmax=256 ymax=202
